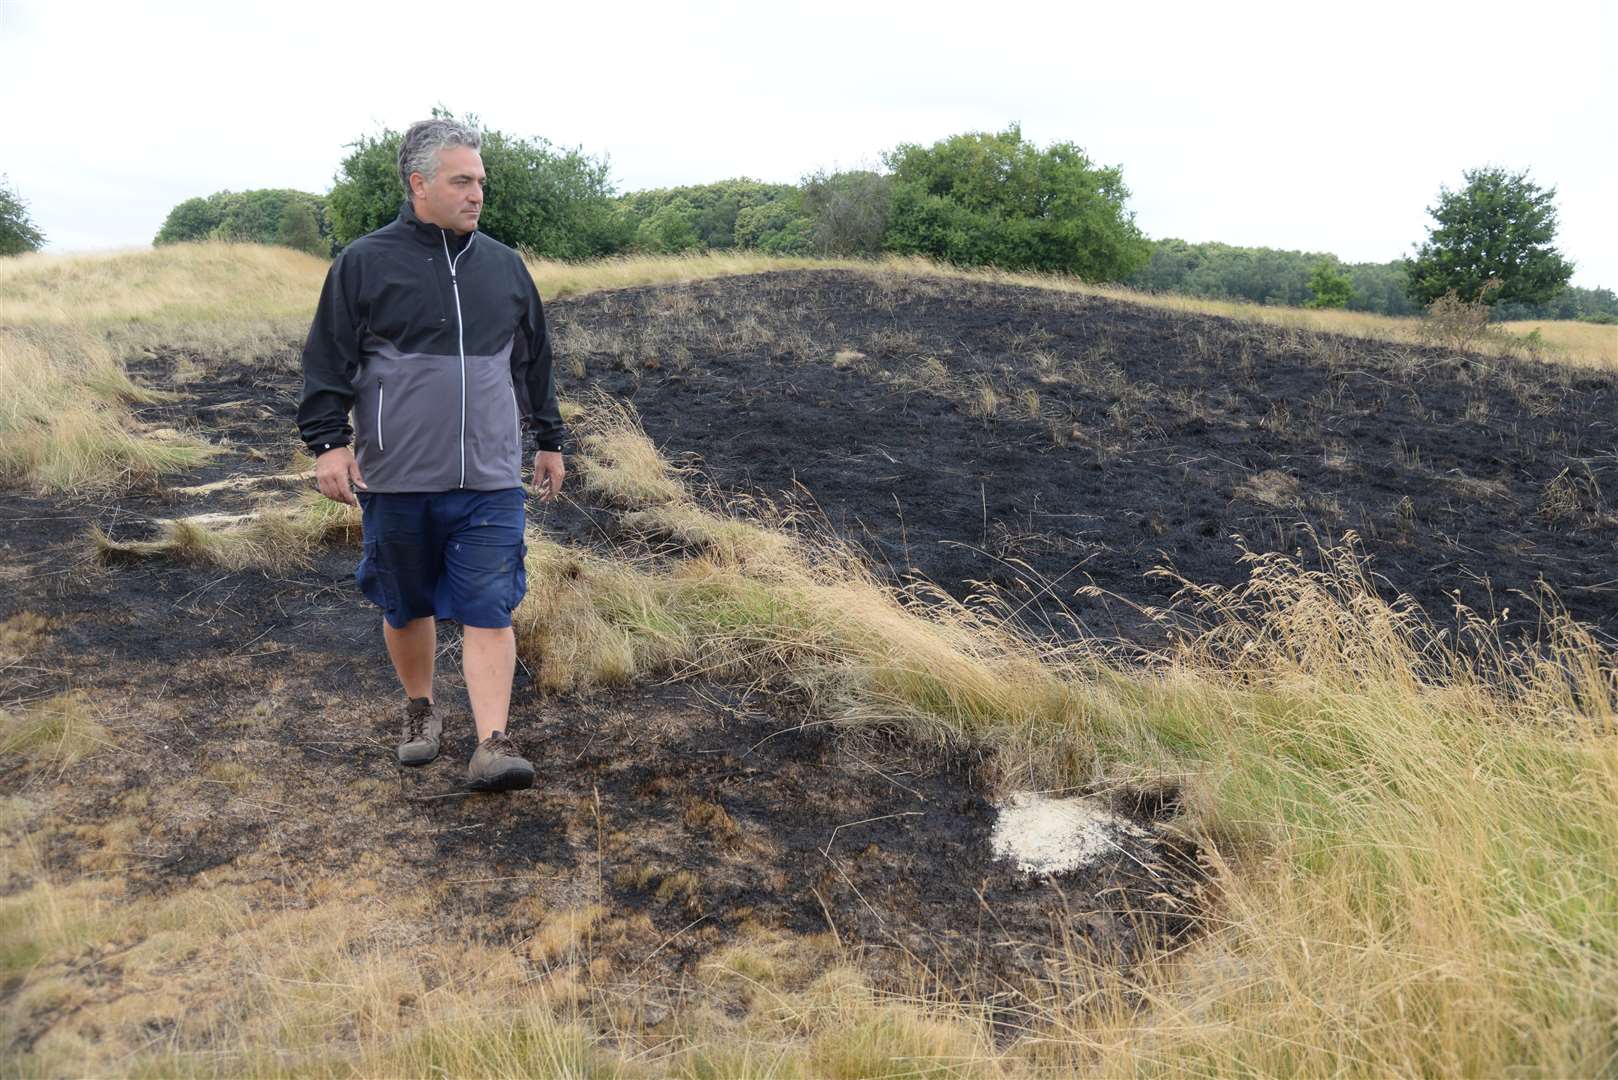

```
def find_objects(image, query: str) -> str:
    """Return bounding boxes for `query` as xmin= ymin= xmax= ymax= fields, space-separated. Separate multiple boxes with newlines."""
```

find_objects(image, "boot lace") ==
xmin=404 ymin=699 xmax=433 ymax=742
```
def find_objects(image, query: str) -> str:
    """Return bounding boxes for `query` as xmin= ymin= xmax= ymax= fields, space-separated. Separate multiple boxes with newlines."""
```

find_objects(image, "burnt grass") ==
xmin=4 ymin=269 xmax=1615 ymax=1034
xmin=549 ymin=271 xmax=1618 ymax=644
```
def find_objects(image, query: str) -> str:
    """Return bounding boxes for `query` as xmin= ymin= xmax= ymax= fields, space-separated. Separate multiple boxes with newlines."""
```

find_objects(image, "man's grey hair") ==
xmin=398 ymin=119 xmax=482 ymax=193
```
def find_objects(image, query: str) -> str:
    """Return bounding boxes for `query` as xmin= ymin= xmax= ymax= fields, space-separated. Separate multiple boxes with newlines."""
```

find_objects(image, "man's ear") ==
xmin=408 ymin=172 xmax=425 ymax=200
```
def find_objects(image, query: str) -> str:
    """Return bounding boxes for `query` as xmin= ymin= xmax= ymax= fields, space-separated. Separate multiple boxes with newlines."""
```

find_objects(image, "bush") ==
xmin=1419 ymin=287 xmax=1497 ymax=351
xmin=800 ymin=169 xmax=890 ymax=256
xmin=881 ymin=125 xmax=1148 ymax=280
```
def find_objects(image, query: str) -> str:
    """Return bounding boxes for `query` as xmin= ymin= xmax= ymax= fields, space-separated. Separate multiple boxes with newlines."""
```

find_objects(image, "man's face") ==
xmin=411 ymin=145 xmax=485 ymax=234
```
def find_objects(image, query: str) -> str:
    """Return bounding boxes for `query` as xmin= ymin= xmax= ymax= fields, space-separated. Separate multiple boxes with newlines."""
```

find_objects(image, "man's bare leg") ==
xmin=462 ymin=625 xmax=515 ymax=742
xmin=383 ymin=616 xmax=436 ymax=700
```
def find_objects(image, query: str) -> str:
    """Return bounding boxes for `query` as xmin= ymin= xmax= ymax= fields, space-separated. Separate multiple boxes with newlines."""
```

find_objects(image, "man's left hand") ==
xmin=532 ymin=450 xmax=565 ymax=502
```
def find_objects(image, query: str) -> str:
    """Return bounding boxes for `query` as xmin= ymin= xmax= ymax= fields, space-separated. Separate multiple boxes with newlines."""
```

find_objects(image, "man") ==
xmin=298 ymin=118 xmax=566 ymax=792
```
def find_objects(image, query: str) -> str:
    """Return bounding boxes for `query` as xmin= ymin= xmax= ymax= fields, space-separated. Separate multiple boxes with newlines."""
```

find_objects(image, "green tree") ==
xmin=1306 ymin=260 xmax=1353 ymax=308
xmin=276 ymin=199 xmax=327 ymax=256
xmin=881 ymin=125 xmax=1148 ymax=280
xmin=326 ymin=108 xmax=623 ymax=258
xmin=1404 ymin=167 xmax=1574 ymax=307
xmin=0 ymin=175 xmax=46 ymax=256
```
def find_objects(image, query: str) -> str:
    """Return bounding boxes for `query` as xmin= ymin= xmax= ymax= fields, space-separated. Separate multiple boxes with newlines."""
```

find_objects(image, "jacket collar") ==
xmin=397 ymin=198 xmax=474 ymax=255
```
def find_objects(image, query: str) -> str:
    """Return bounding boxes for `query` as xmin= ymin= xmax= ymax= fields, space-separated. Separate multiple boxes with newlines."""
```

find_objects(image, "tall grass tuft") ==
xmin=1030 ymin=536 xmax=1618 ymax=1076
xmin=89 ymin=491 xmax=361 ymax=572
xmin=0 ymin=326 xmax=213 ymax=492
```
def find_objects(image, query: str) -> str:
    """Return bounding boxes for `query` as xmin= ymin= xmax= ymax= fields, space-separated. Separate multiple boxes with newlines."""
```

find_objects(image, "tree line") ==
xmin=303 ymin=117 xmax=1151 ymax=283
xmin=1127 ymin=238 xmax=1616 ymax=321
xmin=5 ymin=112 xmax=1598 ymax=320
xmin=144 ymin=115 xmax=1148 ymax=284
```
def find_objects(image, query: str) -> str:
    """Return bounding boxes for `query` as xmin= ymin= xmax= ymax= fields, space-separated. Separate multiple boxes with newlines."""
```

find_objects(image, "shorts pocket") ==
xmin=512 ymin=540 xmax=529 ymax=611
xmin=356 ymin=538 xmax=400 ymax=614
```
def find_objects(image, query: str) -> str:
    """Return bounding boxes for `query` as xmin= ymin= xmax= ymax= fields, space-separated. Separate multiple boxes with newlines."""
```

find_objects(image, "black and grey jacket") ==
xmin=296 ymin=200 xmax=565 ymax=493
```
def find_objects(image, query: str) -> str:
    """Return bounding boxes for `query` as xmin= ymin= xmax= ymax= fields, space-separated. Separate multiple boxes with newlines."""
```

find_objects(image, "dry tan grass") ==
xmin=1499 ymin=318 xmax=1618 ymax=367
xmin=0 ymin=692 xmax=107 ymax=771
xmin=0 ymin=242 xmax=327 ymax=327
xmin=0 ymin=325 xmax=214 ymax=492
xmin=0 ymin=244 xmax=332 ymax=493
xmin=571 ymin=395 xmax=690 ymax=510
xmin=1235 ymin=468 xmax=1304 ymax=509
xmin=0 ymin=612 xmax=51 ymax=662
xmin=527 ymin=249 xmax=838 ymax=300
xmin=90 ymin=492 xmax=361 ymax=572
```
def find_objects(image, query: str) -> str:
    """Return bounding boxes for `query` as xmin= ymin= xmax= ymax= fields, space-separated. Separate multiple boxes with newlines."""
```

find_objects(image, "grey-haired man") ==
xmin=297 ymin=118 xmax=566 ymax=791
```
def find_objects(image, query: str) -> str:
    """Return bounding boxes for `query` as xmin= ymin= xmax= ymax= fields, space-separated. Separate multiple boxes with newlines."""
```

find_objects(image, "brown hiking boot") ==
xmin=397 ymin=697 xmax=441 ymax=766
xmin=467 ymin=730 xmax=535 ymax=792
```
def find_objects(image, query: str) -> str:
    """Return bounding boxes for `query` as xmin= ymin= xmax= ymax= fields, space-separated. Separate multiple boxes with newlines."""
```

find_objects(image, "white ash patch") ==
xmin=991 ymin=792 xmax=1147 ymax=877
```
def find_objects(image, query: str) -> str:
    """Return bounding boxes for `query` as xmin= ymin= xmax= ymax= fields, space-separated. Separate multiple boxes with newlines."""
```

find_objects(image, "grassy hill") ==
xmin=2 ymin=245 xmax=1615 ymax=1076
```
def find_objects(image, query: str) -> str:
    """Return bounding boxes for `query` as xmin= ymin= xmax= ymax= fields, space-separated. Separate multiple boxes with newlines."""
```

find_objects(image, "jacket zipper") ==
xmin=376 ymin=377 xmax=385 ymax=452
xmin=440 ymin=230 xmax=475 ymax=488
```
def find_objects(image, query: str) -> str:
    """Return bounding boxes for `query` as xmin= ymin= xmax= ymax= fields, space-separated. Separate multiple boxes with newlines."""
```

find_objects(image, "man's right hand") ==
xmin=314 ymin=446 xmax=367 ymax=506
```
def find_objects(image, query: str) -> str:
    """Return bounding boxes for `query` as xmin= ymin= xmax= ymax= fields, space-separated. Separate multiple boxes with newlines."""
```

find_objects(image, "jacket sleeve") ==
xmin=512 ymin=258 xmax=567 ymax=453
xmin=295 ymin=252 xmax=364 ymax=456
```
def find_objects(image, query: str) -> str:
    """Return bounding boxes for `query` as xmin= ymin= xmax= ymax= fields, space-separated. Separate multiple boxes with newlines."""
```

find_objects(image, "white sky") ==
xmin=3 ymin=0 xmax=1614 ymax=287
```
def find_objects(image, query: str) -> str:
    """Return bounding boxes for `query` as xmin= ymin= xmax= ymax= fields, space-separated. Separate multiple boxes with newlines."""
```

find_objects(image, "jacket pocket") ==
xmin=376 ymin=377 xmax=386 ymax=452
xmin=511 ymin=384 xmax=522 ymax=453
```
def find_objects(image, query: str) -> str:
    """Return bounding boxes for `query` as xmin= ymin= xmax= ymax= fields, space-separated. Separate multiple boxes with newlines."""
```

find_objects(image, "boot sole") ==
xmin=397 ymin=743 xmax=440 ymax=767
xmin=468 ymin=766 xmax=535 ymax=792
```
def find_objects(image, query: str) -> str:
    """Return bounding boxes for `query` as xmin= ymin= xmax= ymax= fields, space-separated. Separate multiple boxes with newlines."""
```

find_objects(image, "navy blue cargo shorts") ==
xmin=356 ymin=488 xmax=527 ymax=630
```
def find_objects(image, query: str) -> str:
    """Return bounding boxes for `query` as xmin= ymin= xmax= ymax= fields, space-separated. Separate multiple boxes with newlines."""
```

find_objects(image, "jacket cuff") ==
xmin=309 ymin=438 xmax=351 ymax=457
xmin=534 ymin=438 xmax=564 ymax=453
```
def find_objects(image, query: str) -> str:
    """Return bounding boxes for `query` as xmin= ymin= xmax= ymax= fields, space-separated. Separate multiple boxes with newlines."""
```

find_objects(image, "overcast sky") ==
xmin=3 ymin=0 xmax=1614 ymax=287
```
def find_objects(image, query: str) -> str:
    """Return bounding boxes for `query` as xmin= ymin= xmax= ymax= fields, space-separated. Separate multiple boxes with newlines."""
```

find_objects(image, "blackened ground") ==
xmin=546 ymin=271 xmax=1618 ymax=644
